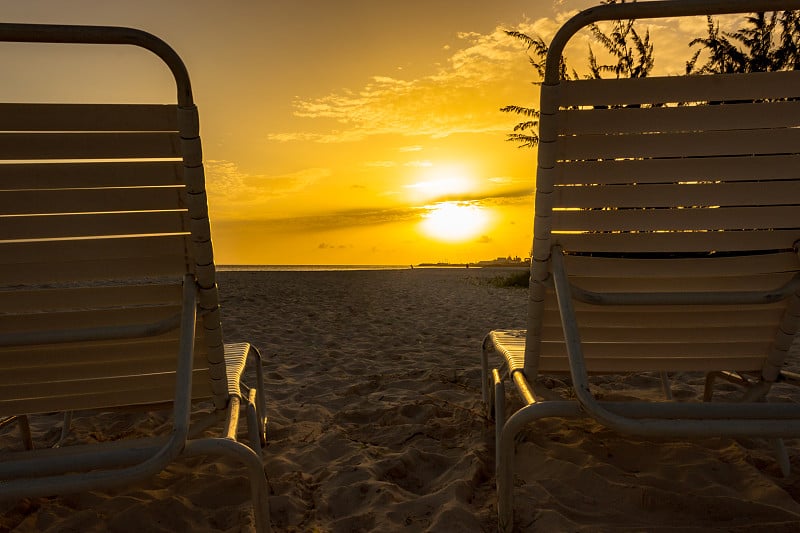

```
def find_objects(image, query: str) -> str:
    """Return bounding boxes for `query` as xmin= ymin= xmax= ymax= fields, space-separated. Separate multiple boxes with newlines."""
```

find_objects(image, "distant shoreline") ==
xmin=218 ymin=261 xmax=530 ymax=272
xmin=217 ymin=264 xmax=411 ymax=272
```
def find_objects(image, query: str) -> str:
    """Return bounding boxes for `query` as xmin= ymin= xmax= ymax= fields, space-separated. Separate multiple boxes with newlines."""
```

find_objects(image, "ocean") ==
xmin=217 ymin=265 xmax=412 ymax=272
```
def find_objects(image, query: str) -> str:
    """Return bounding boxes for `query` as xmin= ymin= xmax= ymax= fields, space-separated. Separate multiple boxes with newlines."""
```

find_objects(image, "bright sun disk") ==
xmin=420 ymin=202 xmax=488 ymax=242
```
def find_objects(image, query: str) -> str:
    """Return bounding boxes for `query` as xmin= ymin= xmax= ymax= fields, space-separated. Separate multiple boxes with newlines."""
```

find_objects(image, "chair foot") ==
xmin=772 ymin=438 xmax=791 ymax=477
xmin=659 ymin=371 xmax=672 ymax=400
xmin=481 ymin=335 xmax=493 ymax=416
xmin=247 ymin=345 xmax=268 ymax=447
xmin=18 ymin=416 xmax=34 ymax=450
xmin=52 ymin=411 xmax=73 ymax=449
xmin=492 ymin=367 xmax=516 ymax=532
xmin=184 ymin=438 xmax=271 ymax=532
xmin=245 ymin=389 xmax=267 ymax=451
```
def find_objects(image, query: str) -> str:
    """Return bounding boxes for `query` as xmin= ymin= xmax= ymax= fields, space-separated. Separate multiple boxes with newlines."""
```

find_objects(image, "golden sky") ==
xmin=3 ymin=0 xmax=722 ymax=265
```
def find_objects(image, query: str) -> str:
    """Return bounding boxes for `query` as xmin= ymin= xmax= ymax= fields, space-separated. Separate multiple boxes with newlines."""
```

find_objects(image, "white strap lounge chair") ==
xmin=0 ymin=24 xmax=270 ymax=532
xmin=481 ymin=1 xmax=800 ymax=531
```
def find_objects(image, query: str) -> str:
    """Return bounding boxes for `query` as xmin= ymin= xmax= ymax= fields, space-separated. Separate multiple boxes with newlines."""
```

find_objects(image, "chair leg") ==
xmin=184 ymin=438 xmax=271 ymax=533
xmin=707 ymin=374 xmax=791 ymax=475
xmin=245 ymin=389 xmax=262 ymax=452
xmin=18 ymin=416 xmax=33 ymax=450
xmin=248 ymin=345 xmax=268 ymax=446
xmin=703 ymin=372 xmax=720 ymax=402
xmin=495 ymin=397 xmax=586 ymax=533
xmin=493 ymin=369 xmax=505 ymax=466
xmin=704 ymin=371 xmax=752 ymax=402
xmin=741 ymin=379 xmax=773 ymax=402
xmin=486 ymin=374 xmax=497 ymax=422
xmin=772 ymin=438 xmax=791 ymax=477
xmin=481 ymin=335 xmax=493 ymax=417
xmin=495 ymin=384 xmax=515 ymax=533
xmin=53 ymin=411 xmax=73 ymax=448
xmin=659 ymin=371 xmax=673 ymax=400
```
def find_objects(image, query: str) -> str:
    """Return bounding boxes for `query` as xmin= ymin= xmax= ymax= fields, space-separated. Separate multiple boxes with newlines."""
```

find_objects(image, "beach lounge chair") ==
xmin=481 ymin=0 xmax=800 ymax=530
xmin=0 ymin=24 xmax=270 ymax=532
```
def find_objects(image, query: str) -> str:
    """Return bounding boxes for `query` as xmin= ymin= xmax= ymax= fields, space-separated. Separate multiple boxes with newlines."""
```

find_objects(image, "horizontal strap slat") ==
xmin=552 ymin=229 xmax=800 ymax=253
xmin=557 ymin=100 xmax=800 ymax=135
xmin=0 ymin=132 xmax=181 ymax=160
xmin=0 ymin=257 xmax=187 ymax=285
xmin=567 ymin=271 xmax=795 ymax=293
xmin=507 ymin=354 xmax=766 ymax=374
xmin=490 ymin=329 xmax=767 ymax=373
xmin=539 ymin=340 xmax=770 ymax=359
xmin=552 ymin=206 xmax=800 ymax=232
xmin=6 ymin=357 xmax=192 ymax=384
xmin=553 ymin=181 xmax=800 ymax=209
xmin=557 ymin=128 xmax=800 ymax=161
xmin=0 ymin=335 xmax=209 ymax=383
xmin=0 ymin=283 xmax=183 ymax=313
xmin=0 ymin=211 xmax=188 ymax=240
xmin=0 ymin=234 xmax=188 ymax=264
xmin=545 ymin=297 xmax=788 ymax=313
xmin=538 ymin=353 xmax=766 ymax=373
xmin=0 ymin=103 xmax=178 ymax=132
xmin=0 ymin=305 xmax=182 ymax=334
xmin=562 ymin=251 xmax=800 ymax=277
xmin=0 ymin=235 xmax=190 ymax=284
xmin=0 ymin=369 xmax=213 ymax=417
xmin=542 ymin=339 xmax=770 ymax=358
xmin=0 ymin=334 xmax=204 ymax=369
xmin=0 ymin=187 xmax=186 ymax=215
xmin=0 ymin=161 xmax=183 ymax=189
xmin=557 ymin=154 xmax=800 ymax=185
xmin=558 ymin=70 xmax=800 ymax=107
xmin=0 ymin=370 xmax=194 ymax=397
xmin=538 ymin=324 xmax=776 ymax=344
xmin=543 ymin=307 xmax=786 ymax=328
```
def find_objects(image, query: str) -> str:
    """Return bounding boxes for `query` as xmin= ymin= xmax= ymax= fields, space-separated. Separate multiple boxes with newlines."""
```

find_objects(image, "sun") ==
xmin=420 ymin=201 xmax=489 ymax=242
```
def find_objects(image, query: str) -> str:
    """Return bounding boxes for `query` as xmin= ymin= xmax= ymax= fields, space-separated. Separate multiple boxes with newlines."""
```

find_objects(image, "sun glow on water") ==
xmin=420 ymin=201 xmax=489 ymax=242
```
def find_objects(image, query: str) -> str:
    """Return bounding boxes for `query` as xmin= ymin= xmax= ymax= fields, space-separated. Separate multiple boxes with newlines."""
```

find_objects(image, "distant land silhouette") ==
xmin=417 ymin=256 xmax=529 ymax=268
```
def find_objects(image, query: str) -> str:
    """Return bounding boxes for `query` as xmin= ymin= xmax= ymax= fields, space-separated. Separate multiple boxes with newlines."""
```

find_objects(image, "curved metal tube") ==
xmin=0 ymin=23 xmax=193 ymax=105
xmin=184 ymin=438 xmax=271 ymax=533
xmin=0 ymin=275 xmax=196 ymax=498
xmin=544 ymin=0 xmax=800 ymax=85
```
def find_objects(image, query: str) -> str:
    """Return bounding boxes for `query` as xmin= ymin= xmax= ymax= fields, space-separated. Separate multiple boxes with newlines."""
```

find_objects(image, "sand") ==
xmin=2 ymin=267 xmax=800 ymax=532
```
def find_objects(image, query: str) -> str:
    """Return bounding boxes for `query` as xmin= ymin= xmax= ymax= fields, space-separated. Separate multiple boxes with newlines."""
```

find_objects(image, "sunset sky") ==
xmin=3 ymin=1 xmax=734 ymax=265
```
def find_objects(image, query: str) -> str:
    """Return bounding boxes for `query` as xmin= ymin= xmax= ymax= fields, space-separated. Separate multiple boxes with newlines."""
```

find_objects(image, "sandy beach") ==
xmin=3 ymin=267 xmax=800 ymax=532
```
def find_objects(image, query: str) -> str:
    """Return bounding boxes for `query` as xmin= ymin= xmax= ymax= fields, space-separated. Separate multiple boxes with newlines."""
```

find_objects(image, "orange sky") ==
xmin=3 ymin=0 xmax=726 ymax=265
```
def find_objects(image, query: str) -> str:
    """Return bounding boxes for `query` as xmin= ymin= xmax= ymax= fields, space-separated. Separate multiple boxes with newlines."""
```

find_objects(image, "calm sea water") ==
xmin=217 ymin=265 xmax=413 ymax=272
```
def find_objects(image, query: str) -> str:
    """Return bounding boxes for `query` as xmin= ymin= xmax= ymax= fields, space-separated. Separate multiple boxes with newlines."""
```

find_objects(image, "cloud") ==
xmin=428 ymin=186 xmax=533 ymax=206
xmin=318 ymin=242 xmax=350 ymax=250
xmin=233 ymin=186 xmax=533 ymax=234
xmin=207 ymin=160 xmax=328 ymax=195
xmin=399 ymin=145 xmax=423 ymax=152
xmin=265 ymin=9 xmax=717 ymax=144
xmin=268 ymin=25 xmax=537 ymax=143
xmin=262 ymin=205 xmax=423 ymax=232
xmin=204 ymin=160 xmax=331 ymax=219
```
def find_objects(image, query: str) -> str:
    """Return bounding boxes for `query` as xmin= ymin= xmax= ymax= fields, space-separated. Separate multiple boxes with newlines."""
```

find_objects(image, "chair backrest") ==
xmin=540 ymin=71 xmax=800 ymax=255
xmin=524 ymin=0 xmax=800 ymax=379
xmin=0 ymin=25 xmax=229 ymax=415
